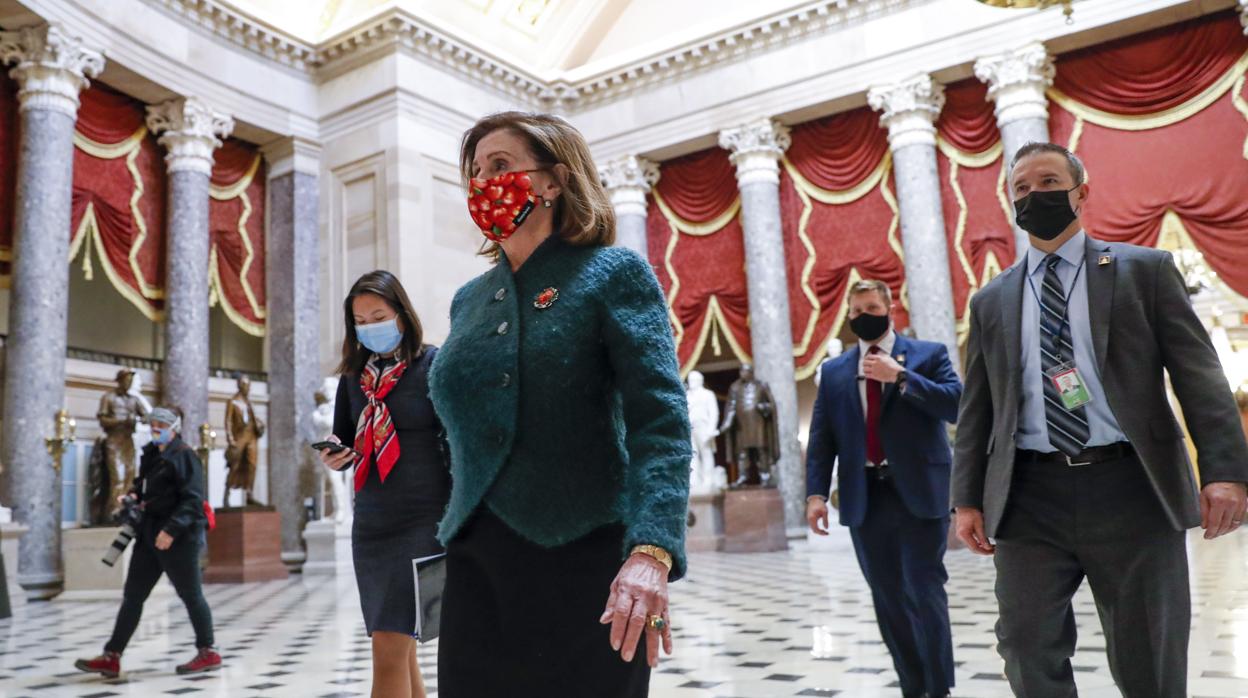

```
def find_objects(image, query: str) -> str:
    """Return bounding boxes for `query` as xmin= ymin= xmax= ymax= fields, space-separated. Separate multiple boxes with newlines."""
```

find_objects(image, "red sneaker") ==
xmin=74 ymin=652 xmax=121 ymax=679
xmin=175 ymin=647 xmax=222 ymax=675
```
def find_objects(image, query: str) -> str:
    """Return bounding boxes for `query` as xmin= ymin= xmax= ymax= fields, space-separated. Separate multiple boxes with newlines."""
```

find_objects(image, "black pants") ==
xmin=994 ymin=453 xmax=1188 ymax=698
xmin=849 ymin=476 xmax=954 ymax=697
xmin=438 ymin=510 xmax=651 ymax=698
xmin=105 ymin=525 xmax=214 ymax=653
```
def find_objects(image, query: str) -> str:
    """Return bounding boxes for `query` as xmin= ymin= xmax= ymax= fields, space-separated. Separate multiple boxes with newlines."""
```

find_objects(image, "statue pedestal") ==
xmin=686 ymin=493 xmax=725 ymax=552
xmin=59 ymin=527 xmax=129 ymax=601
xmin=301 ymin=518 xmax=338 ymax=575
xmin=205 ymin=508 xmax=288 ymax=583
xmin=722 ymin=488 xmax=788 ymax=553
xmin=1 ymin=522 xmax=28 ymax=608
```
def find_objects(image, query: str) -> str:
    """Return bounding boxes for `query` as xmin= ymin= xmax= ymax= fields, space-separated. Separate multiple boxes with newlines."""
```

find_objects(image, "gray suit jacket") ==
xmin=953 ymin=235 xmax=1248 ymax=536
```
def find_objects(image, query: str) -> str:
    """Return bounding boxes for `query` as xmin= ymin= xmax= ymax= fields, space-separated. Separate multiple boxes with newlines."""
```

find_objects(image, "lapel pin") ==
xmin=1098 ymin=255 xmax=1111 ymax=266
xmin=534 ymin=287 xmax=559 ymax=310
xmin=896 ymin=354 xmax=906 ymax=364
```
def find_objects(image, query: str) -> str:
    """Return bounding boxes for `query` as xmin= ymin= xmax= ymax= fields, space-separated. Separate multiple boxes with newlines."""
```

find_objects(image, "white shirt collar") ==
xmin=1026 ymin=229 xmax=1086 ymax=276
xmin=858 ymin=329 xmax=897 ymax=358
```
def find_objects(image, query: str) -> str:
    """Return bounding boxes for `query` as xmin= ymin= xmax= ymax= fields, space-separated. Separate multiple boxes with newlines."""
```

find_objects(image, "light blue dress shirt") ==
xmin=1017 ymin=230 xmax=1128 ymax=452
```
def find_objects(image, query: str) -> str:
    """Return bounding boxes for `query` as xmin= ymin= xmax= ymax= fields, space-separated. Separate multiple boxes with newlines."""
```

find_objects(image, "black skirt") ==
xmin=438 ymin=509 xmax=651 ymax=698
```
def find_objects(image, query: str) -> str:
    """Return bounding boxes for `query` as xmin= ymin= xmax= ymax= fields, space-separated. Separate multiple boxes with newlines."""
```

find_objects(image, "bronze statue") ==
xmin=224 ymin=375 xmax=265 ymax=506
xmin=719 ymin=364 xmax=780 ymax=488
xmin=88 ymin=369 xmax=149 ymax=524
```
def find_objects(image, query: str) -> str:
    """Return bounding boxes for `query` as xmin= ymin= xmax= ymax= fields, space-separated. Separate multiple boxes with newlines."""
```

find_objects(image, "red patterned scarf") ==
xmin=353 ymin=356 xmax=408 ymax=492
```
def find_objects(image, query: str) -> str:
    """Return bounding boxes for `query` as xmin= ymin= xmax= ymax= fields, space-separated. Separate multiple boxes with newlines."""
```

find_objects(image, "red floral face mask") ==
xmin=467 ymin=169 xmax=542 ymax=242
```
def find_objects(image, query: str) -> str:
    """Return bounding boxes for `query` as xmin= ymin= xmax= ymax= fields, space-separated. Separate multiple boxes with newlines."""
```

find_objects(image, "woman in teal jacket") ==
xmin=429 ymin=111 xmax=691 ymax=698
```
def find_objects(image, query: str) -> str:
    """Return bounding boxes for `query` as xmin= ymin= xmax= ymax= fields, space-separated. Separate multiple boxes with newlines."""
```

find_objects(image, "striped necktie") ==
xmin=1039 ymin=254 xmax=1090 ymax=457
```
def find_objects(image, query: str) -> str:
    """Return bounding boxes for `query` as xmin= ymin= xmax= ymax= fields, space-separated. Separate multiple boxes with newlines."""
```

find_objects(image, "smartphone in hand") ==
xmin=311 ymin=441 xmax=352 ymax=455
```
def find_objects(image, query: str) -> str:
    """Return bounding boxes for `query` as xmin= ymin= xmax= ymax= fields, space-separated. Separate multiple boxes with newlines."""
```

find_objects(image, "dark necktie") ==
xmin=1039 ymin=254 xmax=1090 ymax=457
xmin=865 ymin=346 xmax=885 ymax=465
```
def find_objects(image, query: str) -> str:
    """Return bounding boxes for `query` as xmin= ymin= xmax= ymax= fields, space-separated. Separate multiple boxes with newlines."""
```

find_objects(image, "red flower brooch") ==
xmin=534 ymin=287 xmax=559 ymax=310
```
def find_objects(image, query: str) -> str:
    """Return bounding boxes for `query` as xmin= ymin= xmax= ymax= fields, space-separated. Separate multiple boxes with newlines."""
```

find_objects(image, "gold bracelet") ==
xmin=630 ymin=544 xmax=673 ymax=572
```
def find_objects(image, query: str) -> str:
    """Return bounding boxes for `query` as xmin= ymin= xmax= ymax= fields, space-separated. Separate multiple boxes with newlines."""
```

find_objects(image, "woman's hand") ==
xmin=155 ymin=530 xmax=174 ymax=550
xmin=599 ymin=553 xmax=673 ymax=667
xmin=319 ymin=435 xmax=356 ymax=472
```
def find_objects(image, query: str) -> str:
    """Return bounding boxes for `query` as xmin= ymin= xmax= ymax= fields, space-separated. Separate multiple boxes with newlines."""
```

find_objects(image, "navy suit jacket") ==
xmin=805 ymin=334 xmax=962 ymax=527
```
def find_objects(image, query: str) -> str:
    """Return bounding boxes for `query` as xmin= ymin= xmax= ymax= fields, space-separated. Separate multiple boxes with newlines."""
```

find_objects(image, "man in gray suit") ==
xmin=952 ymin=142 xmax=1248 ymax=697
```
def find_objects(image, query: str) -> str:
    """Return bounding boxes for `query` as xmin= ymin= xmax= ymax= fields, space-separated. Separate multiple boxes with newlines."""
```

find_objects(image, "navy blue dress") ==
xmin=333 ymin=346 xmax=449 ymax=637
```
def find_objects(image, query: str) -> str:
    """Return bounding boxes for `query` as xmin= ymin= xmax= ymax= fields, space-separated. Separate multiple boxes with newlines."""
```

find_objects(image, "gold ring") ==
xmin=647 ymin=615 xmax=667 ymax=631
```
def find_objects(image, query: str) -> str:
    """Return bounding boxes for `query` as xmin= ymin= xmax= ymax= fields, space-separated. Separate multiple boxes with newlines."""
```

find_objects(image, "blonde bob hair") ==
xmin=459 ymin=111 xmax=616 ymax=257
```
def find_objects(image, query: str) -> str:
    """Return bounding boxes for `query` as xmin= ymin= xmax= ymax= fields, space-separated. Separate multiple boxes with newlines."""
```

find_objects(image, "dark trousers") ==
xmin=438 ymin=510 xmax=650 ymax=698
xmin=105 ymin=525 xmax=214 ymax=653
xmin=994 ymin=453 xmax=1188 ymax=698
xmin=849 ymin=476 xmax=954 ymax=697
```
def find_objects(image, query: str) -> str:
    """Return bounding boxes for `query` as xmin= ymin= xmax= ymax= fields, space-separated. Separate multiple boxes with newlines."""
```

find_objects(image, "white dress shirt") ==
xmin=857 ymin=330 xmax=897 ymax=420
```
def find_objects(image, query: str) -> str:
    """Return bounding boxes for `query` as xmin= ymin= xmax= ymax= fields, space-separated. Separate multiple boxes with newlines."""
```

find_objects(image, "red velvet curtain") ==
xmin=209 ymin=138 xmax=267 ymax=336
xmin=781 ymin=107 xmax=909 ymax=379
xmin=1049 ymin=12 xmax=1248 ymax=296
xmin=647 ymin=148 xmax=750 ymax=372
xmin=1053 ymin=12 xmax=1244 ymax=115
xmin=0 ymin=69 xmax=18 ymax=280
xmin=70 ymin=84 xmax=167 ymax=319
xmin=935 ymin=79 xmax=1016 ymax=329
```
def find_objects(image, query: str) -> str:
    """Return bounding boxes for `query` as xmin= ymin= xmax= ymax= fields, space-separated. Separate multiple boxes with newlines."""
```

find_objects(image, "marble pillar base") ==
xmin=686 ymin=493 xmax=725 ymax=553
xmin=722 ymin=488 xmax=788 ymax=553
xmin=58 ymin=527 xmax=129 ymax=602
xmin=301 ymin=518 xmax=338 ymax=575
xmin=205 ymin=508 xmax=288 ymax=583
xmin=0 ymin=522 xmax=28 ymax=608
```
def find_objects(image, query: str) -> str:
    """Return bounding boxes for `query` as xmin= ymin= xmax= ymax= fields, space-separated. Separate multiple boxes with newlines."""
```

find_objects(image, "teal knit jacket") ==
xmin=429 ymin=236 xmax=693 ymax=579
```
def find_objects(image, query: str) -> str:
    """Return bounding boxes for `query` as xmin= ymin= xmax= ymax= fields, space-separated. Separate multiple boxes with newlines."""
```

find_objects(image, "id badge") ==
xmin=1046 ymin=361 xmax=1092 ymax=411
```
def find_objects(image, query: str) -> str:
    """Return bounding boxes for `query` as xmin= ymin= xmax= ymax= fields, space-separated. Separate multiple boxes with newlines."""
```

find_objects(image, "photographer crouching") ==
xmin=75 ymin=406 xmax=221 ymax=678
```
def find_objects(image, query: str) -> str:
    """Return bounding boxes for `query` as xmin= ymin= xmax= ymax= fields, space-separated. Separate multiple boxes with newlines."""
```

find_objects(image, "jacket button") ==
xmin=501 ymin=372 xmax=511 ymax=387
xmin=497 ymin=321 xmax=509 ymax=335
xmin=495 ymin=288 xmax=506 ymax=301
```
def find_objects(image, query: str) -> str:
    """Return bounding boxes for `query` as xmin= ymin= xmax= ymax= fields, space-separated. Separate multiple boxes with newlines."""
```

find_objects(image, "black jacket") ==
xmin=134 ymin=436 xmax=206 ymax=539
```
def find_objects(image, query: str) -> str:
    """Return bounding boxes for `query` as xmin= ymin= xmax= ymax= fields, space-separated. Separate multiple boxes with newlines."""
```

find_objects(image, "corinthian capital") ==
xmin=146 ymin=98 xmax=235 ymax=176
xmin=867 ymin=74 xmax=945 ymax=151
xmin=599 ymin=155 xmax=660 ymax=218
xmin=974 ymin=42 xmax=1055 ymax=127
xmin=0 ymin=24 xmax=103 ymax=117
xmin=718 ymin=118 xmax=791 ymax=186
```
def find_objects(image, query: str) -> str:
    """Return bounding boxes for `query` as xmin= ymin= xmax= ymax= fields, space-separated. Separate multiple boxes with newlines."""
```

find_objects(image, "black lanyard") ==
xmin=1026 ymin=257 xmax=1085 ymax=363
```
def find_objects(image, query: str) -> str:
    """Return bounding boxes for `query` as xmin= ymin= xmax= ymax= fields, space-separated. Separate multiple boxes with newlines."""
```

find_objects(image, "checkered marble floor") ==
xmin=1 ymin=528 xmax=1246 ymax=697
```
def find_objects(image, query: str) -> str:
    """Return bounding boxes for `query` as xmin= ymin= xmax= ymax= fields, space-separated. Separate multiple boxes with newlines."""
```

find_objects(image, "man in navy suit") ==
xmin=806 ymin=279 xmax=963 ymax=698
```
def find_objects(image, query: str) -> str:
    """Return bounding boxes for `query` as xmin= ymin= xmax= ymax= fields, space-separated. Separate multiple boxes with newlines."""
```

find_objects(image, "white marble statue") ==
xmin=814 ymin=337 xmax=845 ymax=387
xmin=129 ymin=372 xmax=155 ymax=457
xmin=313 ymin=376 xmax=350 ymax=525
xmin=686 ymin=371 xmax=726 ymax=495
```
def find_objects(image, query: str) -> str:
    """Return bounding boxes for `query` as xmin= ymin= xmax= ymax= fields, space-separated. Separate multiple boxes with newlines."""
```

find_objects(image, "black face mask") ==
xmin=1014 ymin=186 xmax=1079 ymax=241
xmin=849 ymin=312 xmax=890 ymax=342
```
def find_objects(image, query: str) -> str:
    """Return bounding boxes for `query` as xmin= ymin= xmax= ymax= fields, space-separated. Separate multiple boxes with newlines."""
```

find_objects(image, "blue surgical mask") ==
xmin=356 ymin=317 xmax=403 ymax=355
xmin=152 ymin=427 xmax=175 ymax=446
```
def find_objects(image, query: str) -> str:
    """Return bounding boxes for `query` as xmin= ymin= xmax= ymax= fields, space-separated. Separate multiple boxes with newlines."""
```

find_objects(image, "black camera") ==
xmin=101 ymin=496 xmax=143 ymax=567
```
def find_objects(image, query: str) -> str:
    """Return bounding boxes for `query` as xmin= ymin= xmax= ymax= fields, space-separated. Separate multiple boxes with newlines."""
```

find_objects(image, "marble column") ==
xmin=145 ymin=98 xmax=234 ymax=447
xmin=1240 ymin=0 xmax=1247 ymax=33
xmin=868 ymin=75 xmax=961 ymax=367
xmin=0 ymin=24 xmax=103 ymax=599
xmin=599 ymin=155 xmax=659 ymax=258
xmin=975 ymin=42 xmax=1056 ymax=256
xmin=718 ymin=118 xmax=804 ymax=531
xmin=261 ymin=137 xmax=321 ymax=571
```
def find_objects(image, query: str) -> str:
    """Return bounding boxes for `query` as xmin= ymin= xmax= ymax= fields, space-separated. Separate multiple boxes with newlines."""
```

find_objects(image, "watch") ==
xmin=630 ymin=544 xmax=673 ymax=573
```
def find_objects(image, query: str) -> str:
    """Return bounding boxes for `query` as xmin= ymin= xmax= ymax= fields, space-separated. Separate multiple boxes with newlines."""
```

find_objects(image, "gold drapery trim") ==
xmin=1233 ymin=73 xmax=1248 ymax=159
xmin=209 ymin=245 xmax=266 ymax=337
xmin=781 ymin=152 xmax=891 ymax=206
xmin=208 ymin=153 xmax=267 ymax=335
xmin=789 ymin=158 xmax=904 ymax=380
xmin=794 ymin=267 xmax=863 ymax=381
xmin=73 ymin=127 xmax=145 ymax=159
xmin=209 ymin=154 xmax=262 ymax=202
xmin=935 ymin=138 xmax=1003 ymax=169
xmin=70 ymin=202 xmax=163 ymax=321
xmin=782 ymin=153 xmax=894 ymax=359
xmin=1047 ymin=49 xmax=1248 ymax=131
xmin=653 ymin=188 xmax=750 ymax=374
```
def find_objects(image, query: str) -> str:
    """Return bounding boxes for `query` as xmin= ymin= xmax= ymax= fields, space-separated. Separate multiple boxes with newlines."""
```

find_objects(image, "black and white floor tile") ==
xmin=1 ymin=528 xmax=1246 ymax=697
